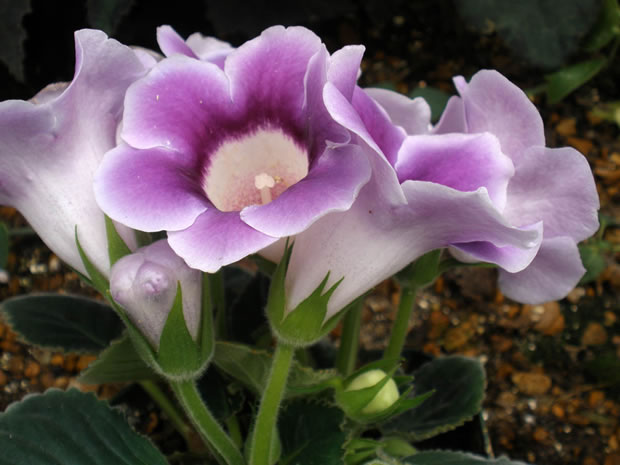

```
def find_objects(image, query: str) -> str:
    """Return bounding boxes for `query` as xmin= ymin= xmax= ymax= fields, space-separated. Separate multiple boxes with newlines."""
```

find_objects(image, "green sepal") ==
xmin=157 ymin=281 xmax=214 ymax=381
xmin=266 ymin=241 xmax=346 ymax=347
xmin=104 ymin=215 xmax=132 ymax=265
xmin=75 ymin=226 xmax=109 ymax=294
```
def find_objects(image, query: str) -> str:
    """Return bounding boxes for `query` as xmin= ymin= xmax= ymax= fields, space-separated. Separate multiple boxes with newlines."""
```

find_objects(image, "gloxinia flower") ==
xmin=95 ymin=26 xmax=372 ymax=272
xmin=110 ymin=240 xmax=202 ymax=349
xmin=432 ymin=70 xmax=599 ymax=303
xmin=281 ymin=81 xmax=545 ymax=318
xmin=0 ymin=30 xmax=147 ymax=276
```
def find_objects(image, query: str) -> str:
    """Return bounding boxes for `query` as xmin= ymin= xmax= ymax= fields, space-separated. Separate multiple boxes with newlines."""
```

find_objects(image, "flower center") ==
xmin=202 ymin=129 xmax=309 ymax=212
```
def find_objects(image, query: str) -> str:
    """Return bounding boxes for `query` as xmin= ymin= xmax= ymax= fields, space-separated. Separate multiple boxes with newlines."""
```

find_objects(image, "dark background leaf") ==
xmin=279 ymin=400 xmax=347 ymax=465
xmin=455 ymin=0 xmax=601 ymax=69
xmin=1 ymin=293 xmax=123 ymax=353
xmin=381 ymin=356 xmax=485 ymax=441
xmin=0 ymin=0 xmax=31 ymax=81
xmin=0 ymin=222 xmax=8 ymax=269
xmin=404 ymin=450 xmax=527 ymax=465
xmin=0 ymin=388 xmax=168 ymax=465
xmin=86 ymin=0 xmax=136 ymax=35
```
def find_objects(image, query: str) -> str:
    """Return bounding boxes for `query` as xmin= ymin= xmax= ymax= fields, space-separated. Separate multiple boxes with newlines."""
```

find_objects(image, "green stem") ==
xmin=140 ymin=380 xmax=193 ymax=447
xmin=249 ymin=342 xmax=295 ymax=465
xmin=171 ymin=380 xmax=245 ymax=465
xmin=336 ymin=298 xmax=364 ymax=376
xmin=211 ymin=271 xmax=227 ymax=339
xmin=383 ymin=285 xmax=418 ymax=364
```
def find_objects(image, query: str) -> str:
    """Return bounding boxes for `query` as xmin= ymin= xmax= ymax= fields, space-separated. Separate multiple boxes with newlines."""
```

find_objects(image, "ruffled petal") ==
xmin=498 ymin=236 xmax=586 ymax=304
xmin=0 ymin=29 xmax=146 ymax=276
xmin=364 ymin=88 xmax=432 ymax=136
xmin=503 ymin=146 xmax=599 ymax=241
xmin=168 ymin=209 xmax=278 ymax=273
xmin=157 ymin=25 xmax=199 ymax=59
xmin=121 ymin=55 xmax=233 ymax=154
xmin=240 ymin=144 xmax=371 ymax=236
xmin=186 ymin=32 xmax=233 ymax=66
xmin=432 ymin=95 xmax=466 ymax=134
xmin=225 ymin=26 xmax=323 ymax=124
xmin=95 ymin=145 xmax=208 ymax=231
xmin=285 ymin=179 xmax=542 ymax=318
xmin=324 ymin=82 xmax=406 ymax=205
xmin=454 ymin=70 xmax=545 ymax=162
xmin=328 ymin=45 xmax=364 ymax=101
xmin=395 ymin=133 xmax=514 ymax=210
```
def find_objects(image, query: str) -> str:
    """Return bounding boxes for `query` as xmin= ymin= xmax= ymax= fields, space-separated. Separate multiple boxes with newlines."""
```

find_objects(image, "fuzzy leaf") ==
xmin=1 ymin=293 xmax=123 ymax=353
xmin=279 ymin=400 xmax=347 ymax=465
xmin=78 ymin=334 xmax=156 ymax=383
xmin=381 ymin=356 xmax=485 ymax=441
xmin=0 ymin=388 xmax=167 ymax=465
xmin=578 ymin=243 xmax=608 ymax=284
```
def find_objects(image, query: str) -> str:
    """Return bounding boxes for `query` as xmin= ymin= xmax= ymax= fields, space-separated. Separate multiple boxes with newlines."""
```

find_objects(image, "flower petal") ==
xmin=498 ymin=236 xmax=586 ymax=304
xmin=395 ymin=132 xmax=514 ymax=210
xmin=504 ymin=146 xmax=599 ymax=241
xmin=432 ymin=95 xmax=466 ymax=134
xmin=364 ymin=88 xmax=431 ymax=135
xmin=324 ymin=82 xmax=406 ymax=205
xmin=285 ymin=179 xmax=542 ymax=318
xmin=95 ymin=144 xmax=208 ymax=232
xmin=168 ymin=209 xmax=278 ymax=273
xmin=225 ymin=26 xmax=323 ymax=123
xmin=0 ymin=29 xmax=146 ymax=275
xmin=328 ymin=45 xmax=364 ymax=101
xmin=157 ymin=25 xmax=199 ymax=59
xmin=452 ymin=70 xmax=545 ymax=162
xmin=121 ymin=55 xmax=232 ymax=154
xmin=240 ymin=144 xmax=371 ymax=236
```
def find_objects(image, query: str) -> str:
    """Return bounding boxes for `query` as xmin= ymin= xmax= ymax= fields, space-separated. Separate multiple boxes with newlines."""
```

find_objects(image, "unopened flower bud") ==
xmin=110 ymin=240 xmax=201 ymax=349
xmin=346 ymin=369 xmax=399 ymax=414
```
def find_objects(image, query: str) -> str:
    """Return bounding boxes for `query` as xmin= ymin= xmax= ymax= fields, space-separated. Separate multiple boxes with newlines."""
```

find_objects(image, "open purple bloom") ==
xmin=0 ymin=30 xmax=147 ymax=276
xmin=282 ymin=82 xmax=544 ymax=318
xmin=95 ymin=26 xmax=372 ymax=272
xmin=110 ymin=240 xmax=202 ymax=349
xmin=433 ymin=70 xmax=599 ymax=303
xmin=156 ymin=25 xmax=233 ymax=67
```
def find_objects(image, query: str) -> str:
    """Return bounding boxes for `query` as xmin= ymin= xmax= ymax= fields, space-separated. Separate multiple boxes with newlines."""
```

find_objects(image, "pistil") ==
xmin=254 ymin=173 xmax=276 ymax=205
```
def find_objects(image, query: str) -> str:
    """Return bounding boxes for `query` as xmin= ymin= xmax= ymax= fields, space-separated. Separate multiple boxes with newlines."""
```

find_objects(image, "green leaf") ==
xmin=578 ymin=243 xmax=608 ymax=284
xmin=545 ymin=56 xmax=607 ymax=103
xmin=1 ymin=293 xmax=123 ymax=353
xmin=0 ymin=0 xmax=31 ymax=81
xmin=86 ymin=0 xmax=136 ymax=35
xmin=213 ymin=341 xmax=337 ymax=397
xmin=104 ymin=215 xmax=132 ymax=266
xmin=279 ymin=400 xmax=347 ymax=465
xmin=0 ymin=222 xmax=8 ymax=269
xmin=409 ymin=87 xmax=451 ymax=123
xmin=585 ymin=353 xmax=620 ymax=385
xmin=198 ymin=366 xmax=245 ymax=422
xmin=381 ymin=356 xmax=485 ymax=441
xmin=403 ymin=451 xmax=526 ymax=465
xmin=0 ymin=388 xmax=167 ymax=465
xmin=78 ymin=334 xmax=156 ymax=383
xmin=455 ymin=0 xmax=601 ymax=69
xmin=583 ymin=0 xmax=620 ymax=52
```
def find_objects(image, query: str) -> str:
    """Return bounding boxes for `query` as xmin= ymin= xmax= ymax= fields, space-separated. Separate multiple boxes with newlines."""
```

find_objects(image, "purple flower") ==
xmin=110 ymin=240 xmax=202 ymax=349
xmin=432 ymin=70 xmax=599 ymax=303
xmin=156 ymin=25 xmax=233 ymax=67
xmin=281 ymin=81 xmax=545 ymax=318
xmin=95 ymin=26 xmax=372 ymax=272
xmin=0 ymin=30 xmax=147 ymax=276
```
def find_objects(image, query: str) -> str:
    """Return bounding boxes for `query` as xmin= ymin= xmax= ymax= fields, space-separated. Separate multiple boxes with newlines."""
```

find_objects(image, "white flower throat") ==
xmin=203 ymin=129 xmax=309 ymax=212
